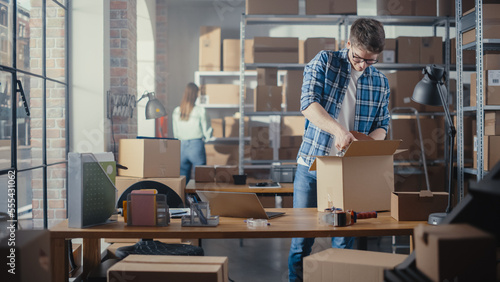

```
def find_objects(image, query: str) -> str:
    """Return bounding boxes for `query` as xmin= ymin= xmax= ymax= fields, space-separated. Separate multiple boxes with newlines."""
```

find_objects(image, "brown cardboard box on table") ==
xmin=485 ymin=111 xmax=500 ymax=135
xmin=377 ymin=0 xmax=435 ymax=16
xmin=310 ymin=140 xmax=402 ymax=211
xmin=379 ymin=38 xmax=396 ymax=63
xmin=223 ymin=39 xmax=239 ymax=72
xmin=118 ymin=138 xmax=180 ymax=178
xmin=390 ymin=190 xmax=448 ymax=221
xmin=414 ymin=223 xmax=496 ymax=282
xmin=306 ymin=0 xmax=357 ymax=15
xmin=114 ymin=175 xmax=186 ymax=204
xmin=202 ymin=84 xmax=240 ymax=105
xmin=254 ymin=86 xmax=283 ymax=112
xmin=199 ymin=26 xmax=221 ymax=71
xmin=108 ymin=254 xmax=228 ymax=282
xmin=0 ymin=230 xmax=51 ymax=282
xmin=215 ymin=165 xmax=239 ymax=183
xmin=253 ymin=37 xmax=298 ymax=64
xmin=303 ymin=248 xmax=407 ymax=282
xmin=195 ymin=165 xmax=216 ymax=182
xmin=246 ymin=0 xmax=298 ymax=15
xmin=257 ymin=67 xmax=278 ymax=85
xmin=304 ymin=38 xmax=337 ymax=63
xmin=283 ymin=70 xmax=303 ymax=112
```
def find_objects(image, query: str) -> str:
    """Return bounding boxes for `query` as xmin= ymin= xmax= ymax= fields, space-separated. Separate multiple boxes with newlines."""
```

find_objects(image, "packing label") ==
xmin=383 ymin=50 xmax=395 ymax=63
xmin=488 ymin=70 xmax=500 ymax=86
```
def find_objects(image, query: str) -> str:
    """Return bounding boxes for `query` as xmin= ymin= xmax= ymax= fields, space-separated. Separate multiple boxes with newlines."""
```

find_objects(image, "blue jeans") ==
xmin=180 ymin=139 xmax=206 ymax=184
xmin=288 ymin=164 xmax=355 ymax=282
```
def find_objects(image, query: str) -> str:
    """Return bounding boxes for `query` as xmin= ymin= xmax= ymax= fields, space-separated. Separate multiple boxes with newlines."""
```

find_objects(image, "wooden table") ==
xmin=185 ymin=179 xmax=294 ymax=194
xmin=50 ymin=208 xmax=424 ymax=282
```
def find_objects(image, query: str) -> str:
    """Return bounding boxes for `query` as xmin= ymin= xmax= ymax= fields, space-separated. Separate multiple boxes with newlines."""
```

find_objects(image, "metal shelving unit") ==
xmin=456 ymin=0 xmax=500 ymax=200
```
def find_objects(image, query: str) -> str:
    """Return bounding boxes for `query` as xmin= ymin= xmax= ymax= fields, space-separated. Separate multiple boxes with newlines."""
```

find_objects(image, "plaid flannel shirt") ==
xmin=298 ymin=49 xmax=391 ymax=167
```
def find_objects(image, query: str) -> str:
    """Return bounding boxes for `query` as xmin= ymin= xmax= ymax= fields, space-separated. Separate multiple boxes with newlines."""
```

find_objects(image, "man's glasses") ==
xmin=351 ymin=50 xmax=378 ymax=65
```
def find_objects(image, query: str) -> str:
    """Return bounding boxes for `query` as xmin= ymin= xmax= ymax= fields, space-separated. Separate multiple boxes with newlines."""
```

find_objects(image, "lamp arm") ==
xmin=436 ymin=81 xmax=456 ymax=134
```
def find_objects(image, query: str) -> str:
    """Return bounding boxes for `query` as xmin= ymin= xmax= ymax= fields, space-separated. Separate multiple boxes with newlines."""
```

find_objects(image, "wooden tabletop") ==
xmin=50 ymin=209 xmax=423 ymax=239
xmin=185 ymin=179 xmax=294 ymax=194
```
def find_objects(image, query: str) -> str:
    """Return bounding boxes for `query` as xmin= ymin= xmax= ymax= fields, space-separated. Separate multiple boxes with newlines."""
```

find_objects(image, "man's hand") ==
xmin=335 ymin=130 xmax=357 ymax=151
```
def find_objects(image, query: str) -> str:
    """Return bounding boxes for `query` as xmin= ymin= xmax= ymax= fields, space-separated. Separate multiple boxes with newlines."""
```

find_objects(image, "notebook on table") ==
xmin=196 ymin=191 xmax=286 ymax=219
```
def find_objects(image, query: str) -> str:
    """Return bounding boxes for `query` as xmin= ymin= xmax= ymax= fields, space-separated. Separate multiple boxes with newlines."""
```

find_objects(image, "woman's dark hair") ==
xmin=349 ymin=18 xmax=386 ymax=54
xmin=179 ymin=82 xmax=199 ymax=121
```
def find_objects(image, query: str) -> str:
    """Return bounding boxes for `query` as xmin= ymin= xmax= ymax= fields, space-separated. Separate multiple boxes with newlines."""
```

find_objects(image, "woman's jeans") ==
xmin=288 ymin=164 xmax=354 ymax=282
xmin=180 ymin=139 xmax=206 ymax=184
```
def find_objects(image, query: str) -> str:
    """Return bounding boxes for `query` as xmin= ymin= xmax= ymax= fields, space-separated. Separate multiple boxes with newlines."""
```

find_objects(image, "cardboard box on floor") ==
xmin=310 ymin=140 xmax=403 ymax=211
xmin=199 ymin=26 xmax=221 ymax=71
xmin=306 ymin=0 xmax=357 ymax=15
xmin=115 ymin=175 xmax=186 ymax=204
xmin=118 ymin=139 xmax=180 ymax=178
xmin=246 ymin=0 xmax=298 ymax=15
xmin=0 ymin=230 xmax=52 ymax=282
xmin=108 ymin=254 xmax=227 ymax=282
xmin=391 ymin=190 xmax=448 ymax=221
xmin=303 ymin=248 xmax=407 ymax=282
xmin=414 ymin=223 xmax=496 ymax=282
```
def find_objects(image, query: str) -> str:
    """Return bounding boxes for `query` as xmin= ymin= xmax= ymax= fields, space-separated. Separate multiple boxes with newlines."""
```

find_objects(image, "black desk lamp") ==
xmin=412 ymin=64 xmax=456 ymax=225
xmin=137 ymin=91 xmax=167 ymax=119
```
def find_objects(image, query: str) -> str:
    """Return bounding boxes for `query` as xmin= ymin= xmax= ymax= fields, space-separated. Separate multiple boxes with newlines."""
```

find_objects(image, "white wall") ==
xmin=137 ymin=0 xmax=156 ymax=137
xmin=70 ymin=1 xmax=110 ymax=153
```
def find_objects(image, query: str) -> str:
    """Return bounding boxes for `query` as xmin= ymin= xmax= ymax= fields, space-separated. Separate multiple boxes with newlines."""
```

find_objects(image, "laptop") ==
xmin=196 ymin=191 xmax=286 ymax=219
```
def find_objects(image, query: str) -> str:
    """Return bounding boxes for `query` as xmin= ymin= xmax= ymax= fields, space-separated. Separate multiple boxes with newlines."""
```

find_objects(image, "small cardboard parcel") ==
xmin=310 ymin=140 xmax=403 ymax=212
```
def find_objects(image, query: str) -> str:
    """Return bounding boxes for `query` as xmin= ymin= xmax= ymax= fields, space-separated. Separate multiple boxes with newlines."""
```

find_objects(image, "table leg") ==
xmin=51 ymin=238 xmax=68 ymax=282
xmin=82 ymin=238 xmax=101 ymax=278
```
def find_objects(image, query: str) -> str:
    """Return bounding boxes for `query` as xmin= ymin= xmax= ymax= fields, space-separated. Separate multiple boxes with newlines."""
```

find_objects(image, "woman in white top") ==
xmin=172 ymin=83 xmax=213 ymax=183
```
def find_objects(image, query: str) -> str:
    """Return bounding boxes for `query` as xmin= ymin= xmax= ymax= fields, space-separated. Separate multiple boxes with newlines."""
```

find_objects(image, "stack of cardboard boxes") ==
xmin=279 ymin=116 xmax=305 ymax=160
xmin=471 ymin=54 xmax=500 ymax=171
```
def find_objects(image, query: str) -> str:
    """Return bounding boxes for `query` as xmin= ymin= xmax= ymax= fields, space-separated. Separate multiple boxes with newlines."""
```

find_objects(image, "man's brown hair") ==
xmin=349 ymin=18 xmax=385 ymax=54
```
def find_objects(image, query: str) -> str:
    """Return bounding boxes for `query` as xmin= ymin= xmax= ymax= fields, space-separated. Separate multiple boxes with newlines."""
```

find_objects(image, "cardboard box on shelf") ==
xmin=211 ymin=118 xmax=224 ymax=138
xmin=195 ymin=165 xmax=216 ymax=182
xmin=283 ymin=70 xmax=303 ymax=112
xmin=470 ymin=71 xmax=500 ymax=106
xmin=108 ymin=255 xmax=227 ymax=282
xmin=205 ymin=144 xmax=250 ymax=166
xmin=280 ymin=135 xmax=303 ymax=148
xmin=299 ymin=40 xmax=305 ymax=64
xmin=253 ymin=37 xmax=299 ymax=64
xmin=0 ymin=230 xmax=52 ymax=282
xmin=254 ymin=86 xmax=283 ymax=112
xmin=115 ymin=175 xmax=186 ymax=206
xmin=199 ymin=26 xmax=221 ymax=71
xmin=304 ymin=248 xmax=407 ymax=282
xmin=386 ymin=71 xmax=425 ymax=111
xmin=118 ymin=139 xmax=180 ymax=178
xmin=257 ymin=68 xmax=277 ymax=85
xmin=250 ymin=126 xmax=270 ymax=148
xmin=202 ymin=84 xmax=239 ymax=105
xmin=281 ymin=116 xmax=305 ymax=136
xmin=377 ymin=0 xmax=435 ymax=16
xmin=397 ymin=37 xmax=421 ymax=64
xmin=304 ymin=38 xmax=337 ymax=63
xmin=279 ymin=147 xmax=299 ymax=160
xmin=251 ymin=147 xmax=274 ymax=160
xmin=414 ymin=224 xmax=496 ymax=282
xmin=224 ymin=116 xmax=249 ymax=137
xmin=438 ymin=0 xmax=455 ymax=17
xmin=245 ymin=39 xmax=254 ymax=64
xmin=379 ymin=38 xmax=396 ymax=63
xmin=420 ymin=37 xmax=443 ymax=64
xmin=450 ymin=38 xmax=475 ymax=65
xmin=223 ymin=39 xmax=239 ymax=72
xmin=310 ymin=140 xmax=402 ymax=211
xmin=484 ymin=135 xmax=500 ymax=171
xmin=462 ymin=6 xmax=500 ymax=45
xmin=485 ymin=111 xmax=500 ymax=135
xmin=391 ymin=190 xmax=448 ymax=221
xmin=215 ymin=165 xmax=239 ymax=183
xmin=306 ymin=0 xmax=357 ymax=15
xmin=246 ymin=0 xmax=298 ymax=15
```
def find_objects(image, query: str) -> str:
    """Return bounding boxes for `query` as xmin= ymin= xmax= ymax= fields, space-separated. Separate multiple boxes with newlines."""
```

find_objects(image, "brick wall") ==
xmin=109 ymin=0 xmax=138 ymax=154
xmin=155 ymin=0 xmax=168 ymax=136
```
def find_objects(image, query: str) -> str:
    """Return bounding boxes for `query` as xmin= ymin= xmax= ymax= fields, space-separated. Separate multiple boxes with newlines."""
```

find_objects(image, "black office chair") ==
xmin=113 ymin=180 xmax=204 ymax=259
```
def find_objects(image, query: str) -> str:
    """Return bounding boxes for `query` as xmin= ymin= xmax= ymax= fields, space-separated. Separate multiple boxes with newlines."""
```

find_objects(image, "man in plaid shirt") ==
xmin=288 ymin=18 xmax=391 ymax=282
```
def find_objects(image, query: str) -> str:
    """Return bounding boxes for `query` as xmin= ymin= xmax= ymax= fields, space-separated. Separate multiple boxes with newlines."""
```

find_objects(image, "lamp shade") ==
xmin=411 ymin=65 xmax=446 ymax=107
xmin=144 ymin=92 xmax=167 ymax=119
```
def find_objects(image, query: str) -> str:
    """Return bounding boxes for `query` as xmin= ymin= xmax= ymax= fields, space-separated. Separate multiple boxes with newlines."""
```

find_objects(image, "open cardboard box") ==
xmin=310 ymin=140 xmax=403 ymax=211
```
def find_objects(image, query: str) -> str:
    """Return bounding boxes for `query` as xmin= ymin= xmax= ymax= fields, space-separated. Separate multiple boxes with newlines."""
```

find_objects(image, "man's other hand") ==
xmin=335 ymin=131 xmax=358 ymax=151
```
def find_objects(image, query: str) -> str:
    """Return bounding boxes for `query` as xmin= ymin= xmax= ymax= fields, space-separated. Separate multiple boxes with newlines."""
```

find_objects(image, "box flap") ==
xmin=343 ymin=140 xmax=402 ymax=157
xmin=309 ymin=158 xmax=317 ymax=171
